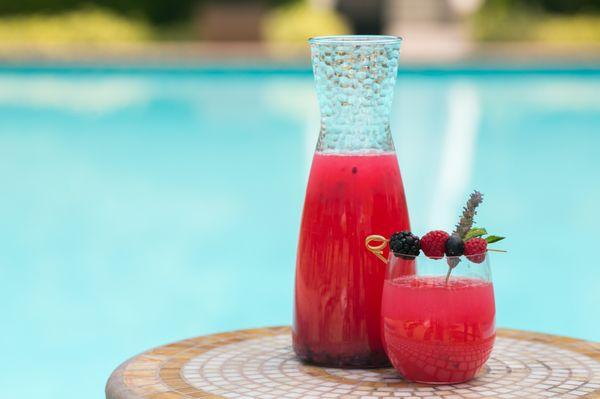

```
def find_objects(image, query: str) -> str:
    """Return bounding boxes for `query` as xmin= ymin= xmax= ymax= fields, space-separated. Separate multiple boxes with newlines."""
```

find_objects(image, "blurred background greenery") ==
xmin=0 ymin=0 xmax=598 ymax=46
xmin=474 ymin=0 xmax=600 ymax=42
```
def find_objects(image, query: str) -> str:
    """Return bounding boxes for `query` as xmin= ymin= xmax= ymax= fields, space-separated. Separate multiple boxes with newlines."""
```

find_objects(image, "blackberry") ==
xmin=389 ymin=231 xmax=420 ymax=259
xmin=445 ymin=235 xmax=465 ymax=257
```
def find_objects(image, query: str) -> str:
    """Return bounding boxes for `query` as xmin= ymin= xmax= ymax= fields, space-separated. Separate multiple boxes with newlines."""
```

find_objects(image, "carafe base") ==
xmin=294 ymin=343 xmax=391 ymax=369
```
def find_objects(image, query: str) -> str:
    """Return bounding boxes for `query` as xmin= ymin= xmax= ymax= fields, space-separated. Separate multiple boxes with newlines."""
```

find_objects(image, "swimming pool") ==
xmin=1 ymin=66 xmax=599 ymax=398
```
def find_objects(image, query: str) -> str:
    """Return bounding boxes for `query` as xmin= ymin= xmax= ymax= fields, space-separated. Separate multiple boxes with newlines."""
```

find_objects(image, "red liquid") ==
xmin=382 ymin=276 xmax=496 ymax=384
xmin=293 ymin=152 xmax=410 ymax=367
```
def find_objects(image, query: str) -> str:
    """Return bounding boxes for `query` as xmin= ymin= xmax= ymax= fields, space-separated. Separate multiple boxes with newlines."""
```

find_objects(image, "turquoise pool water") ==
xmin=1 ymin=66 xmax=599 ymax=398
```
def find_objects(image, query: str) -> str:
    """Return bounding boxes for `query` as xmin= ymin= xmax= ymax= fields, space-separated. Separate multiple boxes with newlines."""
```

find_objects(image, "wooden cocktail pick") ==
xmin=365 ymin=235 xmax=389 ymax=264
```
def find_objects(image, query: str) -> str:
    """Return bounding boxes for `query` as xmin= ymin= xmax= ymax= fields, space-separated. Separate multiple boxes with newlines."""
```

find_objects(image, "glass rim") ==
xmin=391 ymin=251 xmax=489 ymax=260
xmin=308 ymin=35 xmax=403 ymax=45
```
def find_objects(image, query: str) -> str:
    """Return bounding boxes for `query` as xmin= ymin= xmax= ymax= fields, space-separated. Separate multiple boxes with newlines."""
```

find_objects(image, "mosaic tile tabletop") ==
xmin=106 ymin=327 xmax=600 ymax=399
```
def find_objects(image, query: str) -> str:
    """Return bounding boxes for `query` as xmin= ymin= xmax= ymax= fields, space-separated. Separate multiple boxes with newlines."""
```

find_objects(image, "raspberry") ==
xmin=464 ymin=237 xmax=487 ymax=263
xmin=445 ymin=235 xmax=465 ymax=257
xmin=420 ymin=230 xmax=449 ymax=259
xmin=389 ymin=231 xmax=420 ymax=259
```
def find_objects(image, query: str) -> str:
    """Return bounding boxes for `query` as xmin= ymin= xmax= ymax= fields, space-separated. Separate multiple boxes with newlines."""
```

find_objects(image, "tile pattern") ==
xmin=106 ymin=327 xmax=600 ymax=399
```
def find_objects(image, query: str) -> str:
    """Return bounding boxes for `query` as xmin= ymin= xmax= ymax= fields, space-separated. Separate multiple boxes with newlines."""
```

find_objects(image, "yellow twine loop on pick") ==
xmin=365 ymin=235 xmax=389 ymax=264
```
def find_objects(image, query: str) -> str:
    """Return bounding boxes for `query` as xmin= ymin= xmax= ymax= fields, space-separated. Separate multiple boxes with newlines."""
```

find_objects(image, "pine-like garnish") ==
xmin=452 ymin=191 xmax=483 ymax=239
xmin=445 ymin=190 xmax=484 ymax=283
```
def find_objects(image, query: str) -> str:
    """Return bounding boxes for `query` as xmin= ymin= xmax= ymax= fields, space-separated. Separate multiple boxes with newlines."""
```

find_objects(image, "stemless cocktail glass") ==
xmin=381 ymin=253 xmax=496 ymax=384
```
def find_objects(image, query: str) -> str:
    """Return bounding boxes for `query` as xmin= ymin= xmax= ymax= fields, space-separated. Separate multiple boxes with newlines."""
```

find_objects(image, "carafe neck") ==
xmin=310 ymin=36 xmax=402 ymax=153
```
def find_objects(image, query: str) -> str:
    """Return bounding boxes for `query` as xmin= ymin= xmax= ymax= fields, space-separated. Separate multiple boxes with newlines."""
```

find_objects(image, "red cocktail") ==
xmin=381 ymin=255 xmax=496 ymax=383
xmin=294 ymin=152 xmax=409 ymax=367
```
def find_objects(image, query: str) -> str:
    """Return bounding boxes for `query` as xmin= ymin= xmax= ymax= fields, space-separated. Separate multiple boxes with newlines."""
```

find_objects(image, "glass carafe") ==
xmin=293 ymin=35 xmax=410 ymax=368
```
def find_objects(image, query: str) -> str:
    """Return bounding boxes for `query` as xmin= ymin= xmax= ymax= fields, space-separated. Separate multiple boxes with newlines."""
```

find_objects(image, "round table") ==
xmin=106 ymin=327 xmax=600 ymax=399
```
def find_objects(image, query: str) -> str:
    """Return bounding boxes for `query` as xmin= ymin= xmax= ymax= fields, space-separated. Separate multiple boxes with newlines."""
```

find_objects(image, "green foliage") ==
xmin=540 ymin=0 xmax=600 ymax=14
xmin=485 ymin=235 xmax=505 ymax=244
xmin=474 ymin=0 xmax=600 ymax=41
xmin=465 ymin=228 xmax=487 ymax=240
xmin=481 ymin=0 xmax=600 ymax=15
xmin=262 ymin=2 xmax=350 ymax=43
xmin=0 ymin=6 xmax=152 ymax=43
xmin=0 ymin=0 xmax=300 ymax=25
xmin=0 ymin=0 xmax=195 ymax=24
xmin=473 ymin=1 xmax=540 ymax=41
xmin=534 ymin=15 xmax=600 ymax=42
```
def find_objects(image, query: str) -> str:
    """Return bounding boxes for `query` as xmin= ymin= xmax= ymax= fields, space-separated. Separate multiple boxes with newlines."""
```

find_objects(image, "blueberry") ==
xmin=445 ymin=235 xmax=465 ymax=257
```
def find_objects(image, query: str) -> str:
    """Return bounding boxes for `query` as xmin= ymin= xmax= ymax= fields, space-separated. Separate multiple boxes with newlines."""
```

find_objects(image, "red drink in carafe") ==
xmin=294 ymin=152 xmax=409 ymax=366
